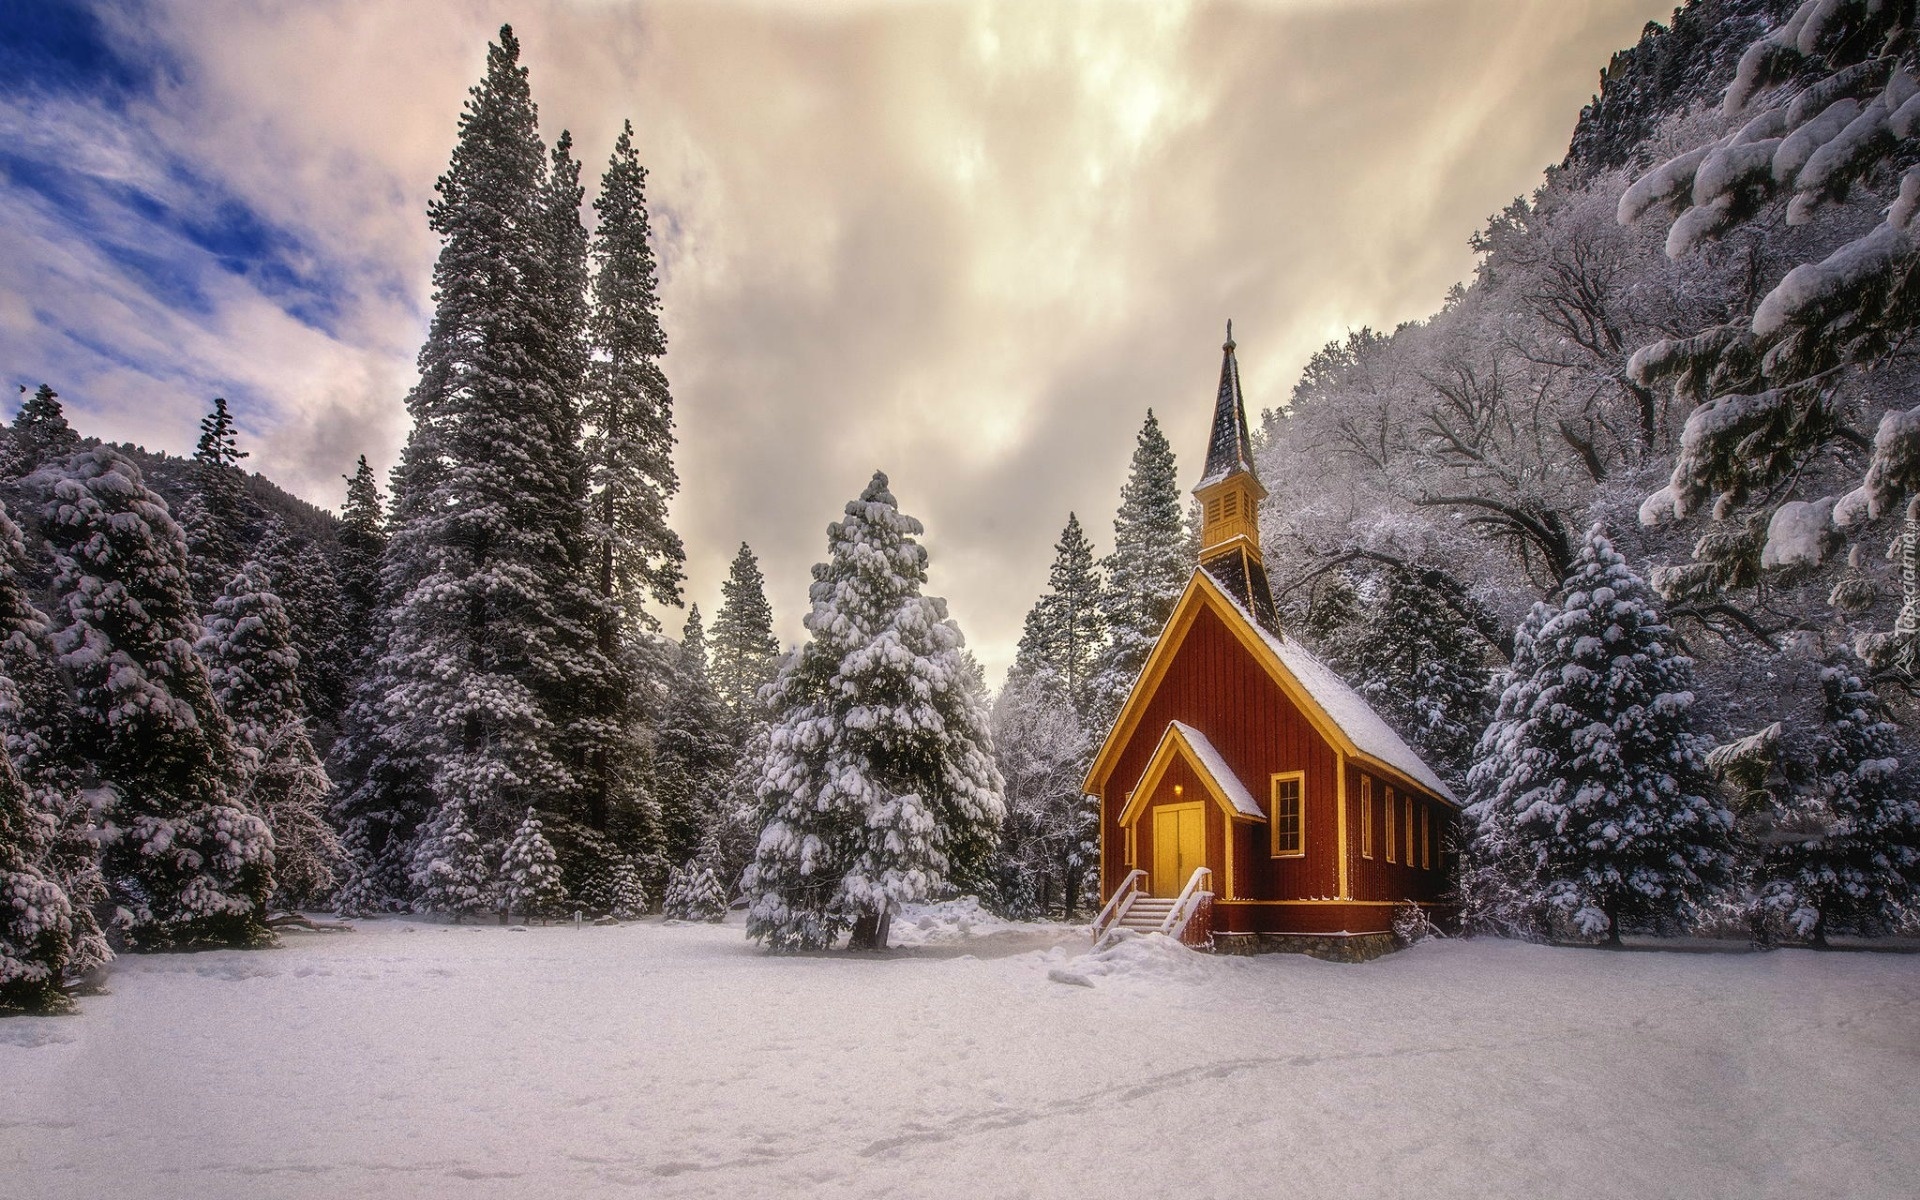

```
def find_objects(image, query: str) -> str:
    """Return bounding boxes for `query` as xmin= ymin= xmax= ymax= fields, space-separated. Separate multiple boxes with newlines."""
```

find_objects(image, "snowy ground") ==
xmin=4 ymin=914 xmax=1918 ymax=1200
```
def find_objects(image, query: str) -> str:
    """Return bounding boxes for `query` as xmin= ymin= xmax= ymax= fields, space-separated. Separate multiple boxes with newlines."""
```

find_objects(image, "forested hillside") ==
xmin=1253 ymin=0 xmax=1920 ymax=939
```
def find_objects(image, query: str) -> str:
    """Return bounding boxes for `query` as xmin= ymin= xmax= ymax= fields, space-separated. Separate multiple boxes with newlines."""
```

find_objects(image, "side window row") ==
xmin=1357 ymin=775 xmax=1431 ymax=870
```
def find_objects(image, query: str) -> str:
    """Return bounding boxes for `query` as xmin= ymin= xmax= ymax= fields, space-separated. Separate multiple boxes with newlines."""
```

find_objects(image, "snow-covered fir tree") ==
xmin=744 ymin=473 xmax=1005 ymax=951
xmin=0 ymin=499 xmax=107 ymax=982
xmin=663 ymin=854 xmax=728 ymax=922
xmin=199 ymin=563 xmax=341 ymax=911
xmin=606 ymin=855 xmax=649 ymax=919
xmin=0 ymin=728 xmax=71 ymax=1013
xmin=5 ymin=384 xmax=81 ymax=479
xmin=331 ymin=450 xmax=431 ymax=915
xmin=1755 ymin=652 xmax=1920 ymax=941
xmin=407 ymin=801 xmax=490 ymax=922
xmin=1012 ymin=513 xmax=1105 ymax=717
xmin=710 ymin=542 xmax=780 ymax=728
xmin=1466 ymin=528 xmax=1734 ymax=942
xmin=0 ymin=495 xmax=76 ymax=1010
xmin=499 ymin=807 xmax=569 ymax=923
xmin=1089 ymin=410 xmax=1190 ymax=728
xmin=47 ymin=448 xmax=272 ymax=950
xmin=654 ymin=605 xmax=733 ymax=872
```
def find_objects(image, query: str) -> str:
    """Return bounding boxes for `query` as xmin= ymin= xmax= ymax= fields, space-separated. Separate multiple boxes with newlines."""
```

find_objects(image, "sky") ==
xmin=0 ymin=0 xmax=1678 ymax=684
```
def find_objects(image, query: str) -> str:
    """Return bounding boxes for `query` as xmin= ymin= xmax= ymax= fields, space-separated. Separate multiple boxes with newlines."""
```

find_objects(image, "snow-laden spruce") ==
xmin=199 ymin=563 xmax=342 ymax=910
xmin=605 ymin=855 xmax=649 ymax=919
xmin=47 ymin=448 xmax=273 ymax=951
xmin=1754 ymin=653 xmax=1920 ymax=941
xmin=408 ymin=801 xmax=490 ymax=923
xmin=500 ymin=807 xmax=568 ymax=923
xmin=663 ymin=858 xmax=728 ymax=922
xmin=0 ymin=725 xmax=70 ymax=1013
xmin=0 ymin=497 xmax=107 ymax=985
xmin=1465 ymin=528 xmax=1733 ymax=942
xmin=744 ymin=473 xmax=1005 ymax=951
xmin=178 ymin=396 xmax=254 ymax=607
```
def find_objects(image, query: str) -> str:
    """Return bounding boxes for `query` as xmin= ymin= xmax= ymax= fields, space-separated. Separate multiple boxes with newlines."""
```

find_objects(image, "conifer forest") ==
xmin=5 ymin=4 xmax=1920 ymax=1199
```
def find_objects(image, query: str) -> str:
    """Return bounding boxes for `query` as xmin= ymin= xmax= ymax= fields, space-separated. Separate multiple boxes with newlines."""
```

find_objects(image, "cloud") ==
xmin=0 ymin=0 xmax=1674 ymax=684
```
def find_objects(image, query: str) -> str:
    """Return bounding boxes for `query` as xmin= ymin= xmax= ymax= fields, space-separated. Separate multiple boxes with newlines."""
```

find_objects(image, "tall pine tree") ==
xmin=372 ymin=27 xmax=615 ymax=882
xmin=179 ymin=396 xmax=255 ymax=606
xmin=1089 ymin=411 xmax=1189 ymax=729
xmin=744 ymin=473 xmax=1004 ymax=951
xmin=584 ymin=118 xmax=684 ymax=637
xmin=337 ymin=456 xmax=387 ymax=668
xmin=6 ymin=384 xmax=81 ymax=479
xmin=1011 ymin=512 xmax=1105 ymax=717
xmin=710 ymin=542 xmax=779 ymax=728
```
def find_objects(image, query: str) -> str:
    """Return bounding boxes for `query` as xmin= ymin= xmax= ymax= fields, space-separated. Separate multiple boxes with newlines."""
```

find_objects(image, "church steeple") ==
xmin=1193 ymin=322 xmax=1281 ymax=635
xmin=1194 ymin=321 xmax=1266 ymax=562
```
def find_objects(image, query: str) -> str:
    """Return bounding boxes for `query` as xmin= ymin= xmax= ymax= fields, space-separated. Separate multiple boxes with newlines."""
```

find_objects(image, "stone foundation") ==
xmin=1209 ymin=931 xmax=1400 ymax=962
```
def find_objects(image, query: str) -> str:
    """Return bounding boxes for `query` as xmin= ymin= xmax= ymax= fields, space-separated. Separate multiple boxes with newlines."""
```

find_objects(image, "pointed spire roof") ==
xmin=1198 ymin=320 xmax=1258 ymax=489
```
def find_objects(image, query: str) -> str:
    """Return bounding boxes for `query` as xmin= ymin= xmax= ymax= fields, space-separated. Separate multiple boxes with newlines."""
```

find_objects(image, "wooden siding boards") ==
xmin=1342 ymin=763 xmax=1455 ymax=906
xmin=1101 ymin=604 xmax=1341 ymax=902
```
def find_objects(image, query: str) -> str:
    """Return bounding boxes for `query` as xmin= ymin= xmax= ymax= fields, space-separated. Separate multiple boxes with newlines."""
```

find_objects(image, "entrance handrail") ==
xmin=1091 ymin=869 xmax=1146 ymax=941
xmin=1163 ymin=866 xmax=1213 ymax=945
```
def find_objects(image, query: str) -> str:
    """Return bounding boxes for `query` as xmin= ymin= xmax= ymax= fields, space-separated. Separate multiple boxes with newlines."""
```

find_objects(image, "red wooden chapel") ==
xmin=1086 ymin=325 xmax=1459 ymax=951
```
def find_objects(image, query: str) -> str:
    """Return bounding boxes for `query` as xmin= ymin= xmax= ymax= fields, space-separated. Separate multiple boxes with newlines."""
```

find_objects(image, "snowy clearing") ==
xmin=5 ymin=916 xmax=1918 ymax=1200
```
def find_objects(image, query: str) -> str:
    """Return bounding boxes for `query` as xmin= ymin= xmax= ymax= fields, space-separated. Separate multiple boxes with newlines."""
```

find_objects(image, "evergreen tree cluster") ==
xmin=986 ymin=410 xmax=1193 ymax=919
xmin=324 ymin=26 xmax=784 ymax=924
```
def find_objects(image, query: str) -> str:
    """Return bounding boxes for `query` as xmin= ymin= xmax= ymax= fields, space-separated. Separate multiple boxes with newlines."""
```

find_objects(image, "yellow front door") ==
xmin=1151 ymin=802 xmax=1206 ymax=897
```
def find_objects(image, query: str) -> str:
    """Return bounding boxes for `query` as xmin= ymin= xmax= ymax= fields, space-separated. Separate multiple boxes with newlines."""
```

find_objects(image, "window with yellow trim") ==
xmin=1420 ymin=804 xmax=1431 ymax=870
xmin=1384 ymin=786 xmax=1397 ymax=863
xmin=1269 ymin=773 xmax=1304 ymax=857
xmin=1405 ymin=795 xmax=1415 ymax=868
xmin=1359 ymin=776 xmax=1373 ymax=859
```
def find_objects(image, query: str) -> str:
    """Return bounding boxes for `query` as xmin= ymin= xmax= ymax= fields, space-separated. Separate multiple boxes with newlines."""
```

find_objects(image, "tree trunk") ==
xmin=1604 ymin=908 xmax=1622 ymax=947
xmin=848 ymin=906 xmax=892 ymax=951
xmin=848 ymin=908 xmax=879 ymax=950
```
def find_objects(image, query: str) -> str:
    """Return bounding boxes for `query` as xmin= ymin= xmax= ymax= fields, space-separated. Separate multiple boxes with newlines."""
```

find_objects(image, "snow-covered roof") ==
xmin=1208 ymin=581 xmax=1459 ymax=805
xmin=1165 ymin=721 xmax=1265 ymax=819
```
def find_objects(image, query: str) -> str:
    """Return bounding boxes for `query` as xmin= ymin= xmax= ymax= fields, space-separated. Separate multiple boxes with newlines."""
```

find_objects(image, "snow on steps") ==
xmin=1112 ymin=897 xmax=1176 ymax=933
